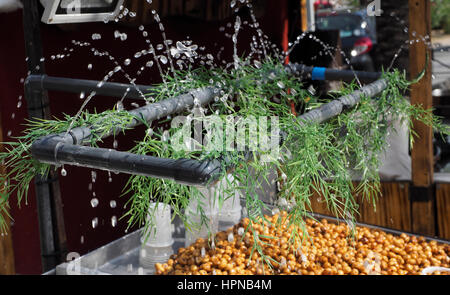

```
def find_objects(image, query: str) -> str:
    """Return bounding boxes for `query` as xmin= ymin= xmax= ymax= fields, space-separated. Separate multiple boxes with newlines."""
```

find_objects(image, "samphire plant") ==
xmin=0 ymin=55 xmax=448 ymax=269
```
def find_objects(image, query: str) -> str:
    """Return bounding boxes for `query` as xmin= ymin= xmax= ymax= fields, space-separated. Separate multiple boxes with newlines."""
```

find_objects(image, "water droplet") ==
xmin=87 ymin=64 xmax=93 ymax=70
xmin=162 ymin=130 xmax=169 ymax=141
xmin=91 ymin=217 xmax=98 ymax=229
xmin=91 ymin=33 xmax=101 ymax=40
xmin=80 ymin=235 xmax=84 ymax=244
xmin=253 ymin=60 xmax=262 ymax=68
xmin=79 ymin=92 xmax=85 ymax=99
xmin=110 ymin=200 xmax=117 ymax=208
xmin=146 ymin=61 xmax=154 ymax=68
xmin=147 ymin=128 xmax=154 ymax=137
xmin=91 ymin=171 xmax=97 ymax=183
xmin=116 ymin=101 xmax=124 ymax=111
xmin=201 ymin=247 xmax=206 ymax=257
xmin=17 ymin=101 xmax=22 ymax=108
xmin=307 ymin=85 xmax=316 ymax=95
xmin=111 ymin=216 xmax=117 ymax=227
xmin=159 ymin=56 xmax=168 ymax=64
xmin=61 ymin=168 xmax=67 ymax=176
xmin=124 ymin=59 xmax=131 ymax=66
xmin=90 ymin=198 xmax=99 ymax=208
xmin=113 ymin=139 xmax=118 ymax=149
xmin=277 ymin=81 xmax=285 ymax=89
xmin=120 ymin=33 xmax=128 ymax=41
xmin=113 ymin=30 xmax=125 ymax=40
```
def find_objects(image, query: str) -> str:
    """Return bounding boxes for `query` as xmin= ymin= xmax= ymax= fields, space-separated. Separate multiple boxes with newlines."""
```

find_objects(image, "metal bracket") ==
xmin=409 ymin=185 xmax=434 ymax=202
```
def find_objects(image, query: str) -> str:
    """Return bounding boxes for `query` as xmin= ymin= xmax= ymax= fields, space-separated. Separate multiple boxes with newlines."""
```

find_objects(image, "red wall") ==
xmin=0 ymin=2 xmax=287 ymax=274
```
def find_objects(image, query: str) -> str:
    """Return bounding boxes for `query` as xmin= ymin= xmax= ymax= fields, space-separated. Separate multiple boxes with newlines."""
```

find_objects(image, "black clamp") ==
xmin=409 ymin=185 xmax=434 ymax=202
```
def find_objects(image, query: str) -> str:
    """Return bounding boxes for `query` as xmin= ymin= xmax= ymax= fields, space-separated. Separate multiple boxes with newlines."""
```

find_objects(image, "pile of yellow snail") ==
xmin=155 ymin=211 xmax=450 ymax=275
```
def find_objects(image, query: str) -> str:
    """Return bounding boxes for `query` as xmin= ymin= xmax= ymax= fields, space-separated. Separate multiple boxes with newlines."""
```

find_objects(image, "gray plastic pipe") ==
xmin=32 ymin=136 xmax=223 ymax=185
xmin=297 ymin=78 xmax=388 ymax=124
xmin=25 ymin=74 xmax=151 ymax=100
xmin=30 ymin=76 xmax=388 ymax=186
xmin=31 ymin=86 xmax=224 ymax=186
xmin=25 ymin=64 xmax=381 ymax=103
xmin=286 ymin=63 xmax=382 ymax=84
xmin=55 ymin=87 xmax=217 ymax=145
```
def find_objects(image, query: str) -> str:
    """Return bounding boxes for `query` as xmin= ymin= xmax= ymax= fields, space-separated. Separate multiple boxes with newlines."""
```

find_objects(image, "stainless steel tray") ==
xmin=51 ymin=209 xmax=449 ymax=275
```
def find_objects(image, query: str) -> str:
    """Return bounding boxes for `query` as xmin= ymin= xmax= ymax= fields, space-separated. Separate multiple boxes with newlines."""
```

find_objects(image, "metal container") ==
xmin=51 ymin=207 xmax=449 ymax=275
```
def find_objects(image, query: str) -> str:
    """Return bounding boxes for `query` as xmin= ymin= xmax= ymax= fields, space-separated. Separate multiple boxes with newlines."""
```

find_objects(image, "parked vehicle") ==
xmin=315 ymin=9 xmax=377 ymax=71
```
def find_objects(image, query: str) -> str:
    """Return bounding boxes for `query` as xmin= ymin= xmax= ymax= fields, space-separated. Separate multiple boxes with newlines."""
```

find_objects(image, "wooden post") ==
xmin=0 ymin=112 xmax=15 ymax=274
xmin=409 ymin=0 xmax=435 ymax=235
xmin=300 ymin=0 xmax=308 ymax=32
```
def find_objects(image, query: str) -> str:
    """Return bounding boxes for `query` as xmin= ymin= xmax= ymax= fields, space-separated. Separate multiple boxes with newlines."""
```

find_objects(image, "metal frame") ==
xmin=23 ymin=0 xmax=68 ymax=272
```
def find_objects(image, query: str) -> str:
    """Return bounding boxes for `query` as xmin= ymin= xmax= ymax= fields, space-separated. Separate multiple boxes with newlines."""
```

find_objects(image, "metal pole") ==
xmin=22 ymin=0 xmax=67 ymax=272
xmin=25 ymin=75 xmax=151 ymax=100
